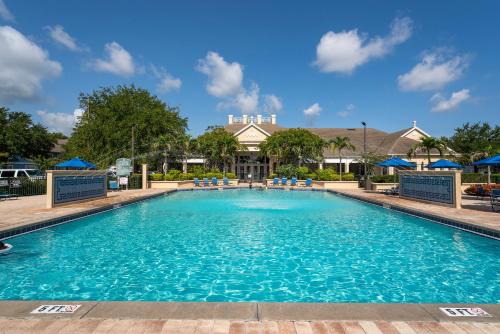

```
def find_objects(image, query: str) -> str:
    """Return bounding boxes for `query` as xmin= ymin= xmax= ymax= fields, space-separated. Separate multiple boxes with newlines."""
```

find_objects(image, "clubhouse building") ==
xmin=216 ymin=114 xmax=446 ymax=181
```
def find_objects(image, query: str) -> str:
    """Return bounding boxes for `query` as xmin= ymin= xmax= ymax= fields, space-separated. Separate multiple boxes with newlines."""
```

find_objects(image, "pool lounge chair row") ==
xmin=194 ymin=177 xmax=231 ymax=187
xmin=268 ymin=177 xmax=313 ymax=187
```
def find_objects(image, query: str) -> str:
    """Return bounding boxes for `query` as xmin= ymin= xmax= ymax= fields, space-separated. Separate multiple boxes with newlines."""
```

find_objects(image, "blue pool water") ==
xmin=0 ymin=189 xmax=498 ymax=303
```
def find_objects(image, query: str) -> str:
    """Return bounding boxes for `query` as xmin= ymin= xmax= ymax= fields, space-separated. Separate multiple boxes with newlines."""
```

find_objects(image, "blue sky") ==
xmin=0 ymin=0 xmax=498 ymax=137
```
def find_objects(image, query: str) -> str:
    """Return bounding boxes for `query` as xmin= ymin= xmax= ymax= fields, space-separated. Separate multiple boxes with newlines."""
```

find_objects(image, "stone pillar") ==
xmin=345 ymin=162 xmax=350 ymax=173
xmin=257 ymin=114 xmax=262 ymax=124
xmin=142 ymin=164 xmax=148 ymax=190
xmin=182 ymin=160 xmax=187 ymax=173
xmin=46 ymin=170 xmax=54 ymax=208
xmin=318 ymin=161 xmax=324 ymax=170
xmin=242 ymin=115 xmax=248 ymax=124
xmin=271 ymin=114 xmax=276 ymax=124
xmin=228 ymin=114 xmax=233 ymax=124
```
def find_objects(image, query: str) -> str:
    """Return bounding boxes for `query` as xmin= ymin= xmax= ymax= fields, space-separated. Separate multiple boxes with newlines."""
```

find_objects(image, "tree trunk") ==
xmin=163 ymin=148 xmax=168 ymax=174
xmin=223 ymin=160 xmax=227 ymax=176
xmin=427 ymin=150 xmax=431 ymax=166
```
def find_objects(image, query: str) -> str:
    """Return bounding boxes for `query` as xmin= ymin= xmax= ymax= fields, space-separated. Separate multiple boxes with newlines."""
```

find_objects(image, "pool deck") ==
xmin=0 ymin=301 xmax=498 ymax=333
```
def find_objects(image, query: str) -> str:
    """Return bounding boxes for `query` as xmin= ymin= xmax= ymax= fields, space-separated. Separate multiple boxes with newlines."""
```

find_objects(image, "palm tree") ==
xmin=329 ymin=136 xmax=355 ymax=181
xmin=407 ymin=137 xmax=445 ymax=166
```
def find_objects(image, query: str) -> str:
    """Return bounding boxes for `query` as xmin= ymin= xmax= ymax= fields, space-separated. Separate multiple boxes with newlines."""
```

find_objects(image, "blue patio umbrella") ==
xmin=426 ymin=159 xmax=462 ymax=169
xmin=472 ymin=154 xmax=500 ymax=183
xmin=55 ymin=157 xmax=97 ymax=169
xmin=376 ymin=157 xmax=416 ymax=168
xmin=376 ymin=157 xmax=416 ymax=183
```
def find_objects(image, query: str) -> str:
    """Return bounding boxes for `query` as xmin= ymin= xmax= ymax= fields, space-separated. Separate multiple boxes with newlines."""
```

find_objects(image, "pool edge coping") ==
xmin=0 ymin=301 xmax=498 ymax=322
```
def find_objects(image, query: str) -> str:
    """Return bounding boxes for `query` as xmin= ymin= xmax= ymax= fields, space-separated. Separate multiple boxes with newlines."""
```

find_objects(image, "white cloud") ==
xmin=218 ymin=83 xmax=260 ymax=114
xmin=0 ymin=26 xmax=62 ymax=103
xmin=36 ymin=108 xmax=83 ymax=135
xmin=0 ymin=0 xmax=14 ymax=22
xmin=150 ymin=65 xmax=181 ymax=93
xmin=398 ymin=50 xmax=469 ymax=91
xmin=92 ymin=42 xmax=135 ymax=77
xmin=46 ymin=25 xmax=80 ymax=51
xmin=430 ymin=89 xmax=470 ymax=112
xmin=303 ymin=103 xmax=322 ymax=117
xmin=263 ymin=94 xmax=283 ymax=113
xmin=314 ymin=17 xmax=412 ymax=74
xmin=196 ymin=51 xmax=243 ymax=97
xmin=337 ymin=103 xmax=355 ymax=117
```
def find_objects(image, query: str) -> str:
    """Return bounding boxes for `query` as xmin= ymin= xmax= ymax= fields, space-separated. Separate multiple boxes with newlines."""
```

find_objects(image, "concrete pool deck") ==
xmin=0 ymin=302 xmax=498 ymax=333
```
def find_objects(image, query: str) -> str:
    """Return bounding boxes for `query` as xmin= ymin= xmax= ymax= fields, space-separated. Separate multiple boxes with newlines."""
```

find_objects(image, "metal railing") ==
xmin=0 ymin=177 xmax=47 ymax=197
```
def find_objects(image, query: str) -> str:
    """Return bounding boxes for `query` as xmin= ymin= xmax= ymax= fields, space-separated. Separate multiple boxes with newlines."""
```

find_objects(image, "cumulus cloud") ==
xmin=0 ymin=26 xmax=62 ymax=103
xmin=263 ymin=94 xmax=283 ymax=113
xmin=45 ymin=25 xmax=80 ymax=51
xmin=0 ymin=0 xmax=14 ymax=22
xmin=398 ymin=50 xmax=469 ymax=91
xmin=196 ymin=51 xmax=243 ymax=97
xmin=150 ymin=65 xmax=181 ymax=93
xmin=430 ymin=89 xmax=470 ymax=112
xmin=314 ymin=17 xmax=412 ymax=74
xmin=303 ymin=103 xmax=322 ymax=117
xmin=337 ymin=103 xmax=355 ymax=117
xmin=36 ymin=108 xmax=83 ymax=135
xmin=92 ymin=42 xmax=135 ymax=77
xmin=218 ymin=83 xmax=260 ymax=114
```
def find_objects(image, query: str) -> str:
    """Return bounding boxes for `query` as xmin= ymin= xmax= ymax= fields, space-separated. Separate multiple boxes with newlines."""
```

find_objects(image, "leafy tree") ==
xmin=259 ymin=129 xmax=326 ymax=167
xmin=441 ymin=122 xmax=500 ymax=164
xmin=65 ymin=85 xmax=188 ymax=169
xmin=328 ymin=136 xmax=355 ymax=181
xmin=191 ymin=127 xmax=246 ymax=174
xmin=356 ymin=152 xmax=389 ymax=176
xmin=407 ymin=137 xmax=445 ymax=165
xmin=0 ymin=107 xmax=56 ymax=162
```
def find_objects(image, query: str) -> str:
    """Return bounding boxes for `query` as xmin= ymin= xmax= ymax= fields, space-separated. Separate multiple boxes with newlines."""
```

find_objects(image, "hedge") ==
xmin=370 ymin=175 xmax=399 ymax=183
xmin=148 ymin=169 xmax=237 ymax=181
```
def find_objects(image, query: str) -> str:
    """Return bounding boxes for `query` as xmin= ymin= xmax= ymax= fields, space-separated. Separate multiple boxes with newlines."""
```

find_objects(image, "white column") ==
xmin=345 ymin=162 xmax=350 ymax=173
xmin=182 ymin=160 xmax=187 ymax=173
xmin=318 ymin=161 xmax=324 ymax=170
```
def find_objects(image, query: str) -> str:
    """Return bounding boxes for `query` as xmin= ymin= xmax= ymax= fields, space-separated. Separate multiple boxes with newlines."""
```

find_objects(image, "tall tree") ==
xmin=0 ymin=107 xmax=56 ymax=162
xmin=329 ymin=136 xmax=355 ymax=181
xmin=407 ymin=137 xmax=445 ymax=165
xmin=191 ymin=128 xmax=245 ymax=174
xmin=259 ymin=129 xmax=326 ymax=167
xmin=442 ymin=122 xmax=500 ymax=164
xmin=65 ymin=85 xmax=188 ymax=169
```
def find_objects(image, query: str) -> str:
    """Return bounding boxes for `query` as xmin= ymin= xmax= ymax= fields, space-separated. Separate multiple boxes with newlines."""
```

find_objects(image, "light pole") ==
xmin=361 ymin=121 xmax=367 ymax=177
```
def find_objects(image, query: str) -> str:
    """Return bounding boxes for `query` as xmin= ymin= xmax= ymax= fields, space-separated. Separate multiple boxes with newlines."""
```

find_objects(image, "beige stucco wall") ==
xmin=315 ymin=181 xmax=359 ymax=189
xmin=236 ymin=125 xmax=268 ymax=143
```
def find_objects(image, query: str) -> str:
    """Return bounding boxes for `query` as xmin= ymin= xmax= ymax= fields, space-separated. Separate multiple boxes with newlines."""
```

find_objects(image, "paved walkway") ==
xmin=0 ymin=319 xmax=498 ymax=334
xmin=333 ymin=189 xmax=500 ymax=233
xmin=0 ymin=189 xmax=166 ymax=233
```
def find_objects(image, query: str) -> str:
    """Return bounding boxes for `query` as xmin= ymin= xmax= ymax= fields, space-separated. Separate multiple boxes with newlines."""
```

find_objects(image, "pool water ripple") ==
xmin=0 ymin=189 xmax=498 ymax=302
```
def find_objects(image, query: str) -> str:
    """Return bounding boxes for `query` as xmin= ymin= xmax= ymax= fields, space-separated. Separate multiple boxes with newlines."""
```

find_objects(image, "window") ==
xmin=1 ymin=171 xmax=15 ymax=177
xmin=18 ymin=171 xmax=28 ymax=177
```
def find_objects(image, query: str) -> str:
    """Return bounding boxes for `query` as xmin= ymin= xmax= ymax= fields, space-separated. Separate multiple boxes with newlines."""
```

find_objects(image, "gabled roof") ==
xmin=225 ymin=123 xmax=285 ymax=135
xmin=232 ymin=122 xmax=272 ymax=137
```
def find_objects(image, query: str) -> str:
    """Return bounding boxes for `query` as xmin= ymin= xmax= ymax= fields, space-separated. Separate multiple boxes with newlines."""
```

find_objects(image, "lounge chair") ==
xmin=305 ymin=178 xmax=312 ymax=187
xmin=212 ymin=177 xmax=218 ymax=186
xmin=194 ymin=178 xmax=200 ymax=187
xmin=290 ymin=177 xmax=297 ymax=186
xmin=273 ymin=177 xmax=279 ymax=186
xmin=383 ymin=186 xmax=399 ymax=196
xmin=203 ymin=178 xmax=209 ymax=187
xmin=223 ymin=177 xmax=229 ymax=186
xmin=491 ymin=189 xmax=500 ymax=212
xmin=281 ymin=177 xmax=287 ymax=186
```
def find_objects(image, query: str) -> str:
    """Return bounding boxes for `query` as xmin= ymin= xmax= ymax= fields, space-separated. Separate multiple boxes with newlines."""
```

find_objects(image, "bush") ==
xmin=461 ymin=173 xmax=500 ymax=183
xmin=464 ymin=184 xmax=499 ymax=196
xmin=225 ymin=172 xmax=237 ymax=179
xmin=297 ymin=167 xmax=309 ymax=179
xmin=370 ymin=175 xmax=399 ymax=183
xmin=305 ymin=173 xmax=316 ymax=180
xmin=164 ymin=169 xmax=182 ymax=181
xmin=149 ymin=173 xmax=163 ymax=181
xmin=276 ymin=164 xmax=298 ymax=178
xmin=315 ymin=168 xmax=337 ymax=181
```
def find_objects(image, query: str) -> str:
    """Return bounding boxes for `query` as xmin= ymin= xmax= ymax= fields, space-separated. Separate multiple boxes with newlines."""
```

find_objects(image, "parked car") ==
xmin=0 ymin=169 xmax=45 ymax=180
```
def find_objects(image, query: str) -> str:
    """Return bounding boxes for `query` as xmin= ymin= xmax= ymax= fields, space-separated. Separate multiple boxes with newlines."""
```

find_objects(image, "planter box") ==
xmin=315 ymin=181 xmax=359 ymax=189
xmin=367 ymin=182 xmax=398 ymax=192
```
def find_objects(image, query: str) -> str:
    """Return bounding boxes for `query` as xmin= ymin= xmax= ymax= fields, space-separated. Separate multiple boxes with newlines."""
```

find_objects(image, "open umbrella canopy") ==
xmin=472 ymin=155 xmax=500 ymax=167
xmin=55 ymin=157 xmax=97 ymax=169
xmin=426 ymin=159 xmax=462 ymax=169
xmin=376 ymin=157 xmax=416 ymax=168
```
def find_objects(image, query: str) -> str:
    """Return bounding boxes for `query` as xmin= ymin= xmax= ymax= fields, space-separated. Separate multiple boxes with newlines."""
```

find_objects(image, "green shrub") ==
xmin=269 ymin=173 xmax=278 ymax=179
xmin=225 ymin=172 xmax=237 ymax=179
xmin=149 ymin=173 xmax=163 ymax=181
xmin=276 ymin=164 xmax=298 ymax=178
xmin=315 ymin=168 xmax=337 ymax=181
xmin=341 ymin=173 xmax=355 ymax=181
xmin=164 ymin=169 xmax=182 ymax=181
xmin=188 ymin=165 xmax=206 ymax=178
xmin=370 ymin=175 xmax=399 ymax=183
xmin=204 ymin=172 xmax=224 ymax=179
xmin=297 ymin=167 xmax=309 ymax=179
xmin=306 ymin=173 xmax=316 ymax=180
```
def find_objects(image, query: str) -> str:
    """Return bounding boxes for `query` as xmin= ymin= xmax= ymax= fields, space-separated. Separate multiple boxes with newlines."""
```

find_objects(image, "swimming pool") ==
xmin=0 ymin=189 xmax=498 ymax=303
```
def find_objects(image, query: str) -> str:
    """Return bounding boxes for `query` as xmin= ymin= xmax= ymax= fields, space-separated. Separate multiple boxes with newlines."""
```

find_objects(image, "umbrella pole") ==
xmin=488 ymin=165 xmax=491 ymax=184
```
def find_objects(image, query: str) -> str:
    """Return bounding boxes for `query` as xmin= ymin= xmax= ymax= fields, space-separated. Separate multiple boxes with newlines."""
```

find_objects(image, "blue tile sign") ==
xmin=54 ymin=175 xmax=106 ymax=204
xmin=400 ymin=174 xmax=454 ymax=204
